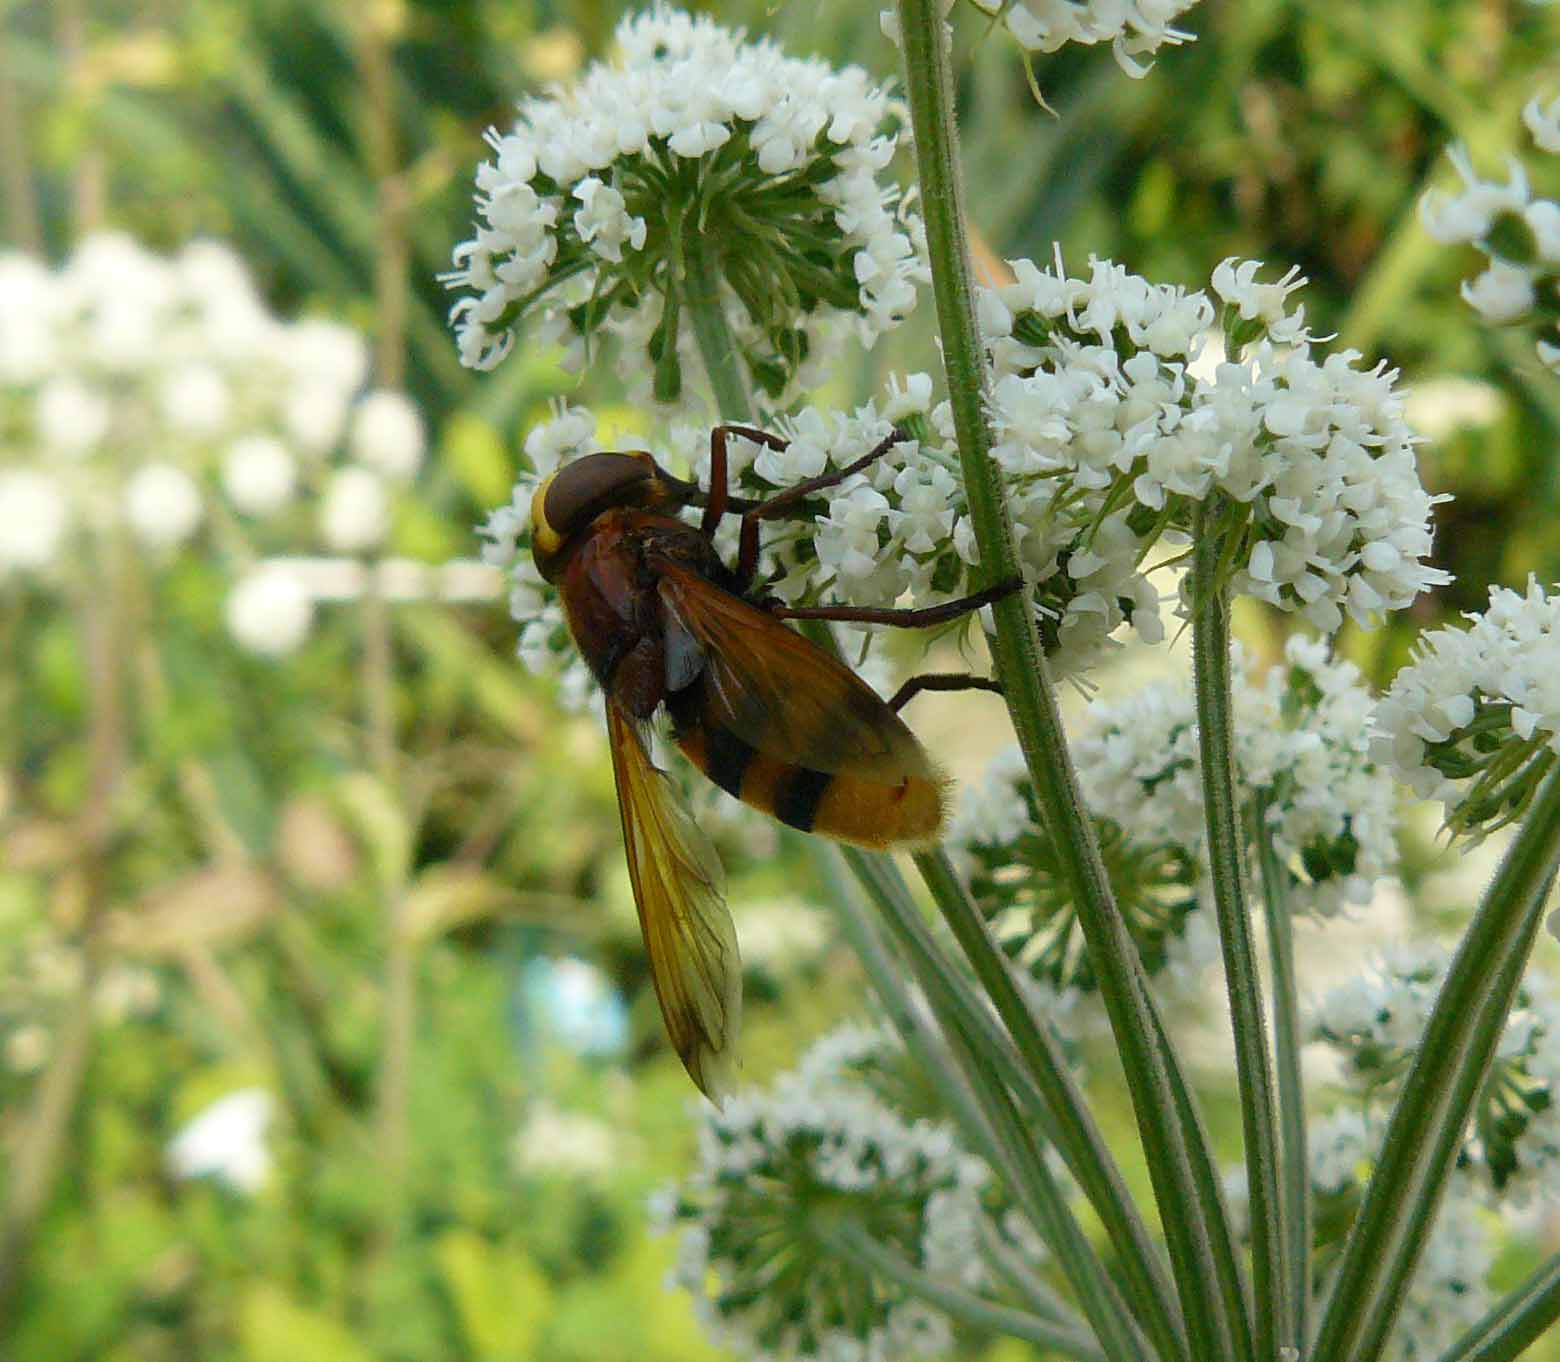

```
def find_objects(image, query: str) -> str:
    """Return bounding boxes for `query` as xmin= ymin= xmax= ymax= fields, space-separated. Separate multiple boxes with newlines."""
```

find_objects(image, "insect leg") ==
xmin=701 ymin=425 xmax=789 ymax=536
xmin=735 ymin=426 xmax=909 ymax=586
xmin=768 ymin=575 xmax=1023 ymax=628
xmin=887 ymin=673 xmax=1005 ymax=713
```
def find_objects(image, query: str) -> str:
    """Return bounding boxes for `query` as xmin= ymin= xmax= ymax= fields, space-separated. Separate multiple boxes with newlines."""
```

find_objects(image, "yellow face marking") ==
xmin=530 ymin=474 xmax=563 ymax=556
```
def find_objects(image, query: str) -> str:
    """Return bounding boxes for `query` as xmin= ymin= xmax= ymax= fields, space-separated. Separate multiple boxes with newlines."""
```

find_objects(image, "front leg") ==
xmin=768 ymin=576 xmax=1022 ymax=629
xmin=734 ymin=427 xmax=908 ymax=587
xmin=701 ymin=424 xmax=789 ymax=538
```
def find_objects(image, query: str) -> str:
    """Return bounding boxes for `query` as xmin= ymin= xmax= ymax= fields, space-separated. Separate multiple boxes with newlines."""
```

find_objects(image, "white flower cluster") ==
xmin=1081 ymin=635 xmax=1398 ymax=916
xmin=1421 ymin=103 xmax=1560 ymax=370
xmin=966 ymin=0 xmax=1199 ymax=77
xmin=656 ymin=1058 xmax=985 ymax=1362
xmin=0 ymin=235 xmax=428 ymax=653
xmin=445 ymin=6 xmax=924 ymax=405
xmin=952 ymin=636 xmax=1398 ymax=995
xmin=983 ymin=253 xmax=1449 ymax=633
xmin=1374 ymin=578 xmax=1560 ymax=837
xmin=1311 ymin=944 xmax=1560 ymax=1201
xmin=1226 ymin=1107 xmax=1494 ymax=1362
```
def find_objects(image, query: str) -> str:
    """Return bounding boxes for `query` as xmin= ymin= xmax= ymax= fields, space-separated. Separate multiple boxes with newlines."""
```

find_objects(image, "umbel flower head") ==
xmin=655 ymin=1060 xmax=985 ymax=1362
xmin=0 ymin=234 xmax=427 ymax=654
xmin=1374 ymin=578 xmax=1560 ymax=839
xmin=445 ymin=6 xmax=924 ymax=405
xmin=951 ymin=635 xmax=1397 ymax=999
xmin=982 ymin=252 xmax=1450 ymax=633
xmin=1311 ymin=945 xmax=1560 ymax=1201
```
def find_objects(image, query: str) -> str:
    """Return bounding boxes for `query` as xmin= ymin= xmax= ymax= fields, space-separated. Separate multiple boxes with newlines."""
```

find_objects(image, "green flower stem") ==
xmin=837 ymin=849 xmax=1146 ymax=1362
xmin=1251 ymin=798 xmax=1311 ymax=1349
xmin=894 ymin=5 xmax=1245 ymax=1357
xmin=1311 ymin=768 xmax=1560 ymax=1362
xmin=682 ymin=227 xmax=753 ymax=423
xmin=822 ymin=1221 xmax=1108 ymax=1362
xmin=1190 ymin=506 xmax=1289 ymax=1362
xmin=819 ymin=846 xmax=1004 ymax=1164
xmin=1436 ymin=1247 xmax=1560 ymax=1362
xmin=913 ymin=849 xmax=1189 ymax=1362
xmin=977 ymin=1214 xmax=1092 ymax=1326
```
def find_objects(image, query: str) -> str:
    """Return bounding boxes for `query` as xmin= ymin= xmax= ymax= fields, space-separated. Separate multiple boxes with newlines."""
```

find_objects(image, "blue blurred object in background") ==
xmin=514 ymin=953 xmax=631 ymax=1059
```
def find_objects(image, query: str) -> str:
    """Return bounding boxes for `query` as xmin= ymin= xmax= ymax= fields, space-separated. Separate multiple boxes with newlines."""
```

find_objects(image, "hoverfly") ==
xmin=530 ymin=424 xmax=1013 ymax=1099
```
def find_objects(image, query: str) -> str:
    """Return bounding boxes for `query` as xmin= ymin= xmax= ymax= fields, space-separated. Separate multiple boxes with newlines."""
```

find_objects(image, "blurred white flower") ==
xmin=166 ymin=1088 xmax=275 ymax=1193
xmin=35 ymin=377 xmax=111 ymax=456
xmin=1524 ymin=94 xmax=1560 ymax=154
xmin=0 ymin=470 xmax=70 ymax=572
xmin=349 ymin=389 xmax=426 ymax=480
xmin=320 ymin=466 xmax=390 ymax=552
xmin=222 ymin=435 xmax=298 ymax=515
xmin=511 ymin=1101 xmax=619 ymax=1176
xmin=226 ymin=566 xmax=315 ymax=655
xmin=159 ymin=364 xmax=232 ymax=435
xmin=124 ymin=463 xmax=203 ymax=549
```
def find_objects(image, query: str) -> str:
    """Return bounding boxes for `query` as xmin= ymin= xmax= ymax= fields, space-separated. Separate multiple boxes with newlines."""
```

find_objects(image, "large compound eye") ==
xmin=539 ymin=453 xmax=654 ymax=541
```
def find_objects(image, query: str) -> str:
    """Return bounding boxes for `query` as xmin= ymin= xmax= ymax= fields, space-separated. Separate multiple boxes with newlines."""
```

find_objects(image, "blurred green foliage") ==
xmin=4 ymin=0 xmax=1560 ymax=1359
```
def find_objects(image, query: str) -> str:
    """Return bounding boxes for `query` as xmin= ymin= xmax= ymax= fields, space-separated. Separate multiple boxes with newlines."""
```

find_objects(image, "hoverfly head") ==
xmin=530 ymin=450 xmax=678 ymax=581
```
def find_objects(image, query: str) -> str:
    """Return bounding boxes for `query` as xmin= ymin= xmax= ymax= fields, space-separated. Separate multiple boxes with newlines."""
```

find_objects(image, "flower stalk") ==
xmin=894 ymin=3 xmax=1246 ymax=1356
xmin=1190 ymin=501 xmax=1290 ymax=1362
xmin=1311 ymin=767 xmax=1560 ymax=1362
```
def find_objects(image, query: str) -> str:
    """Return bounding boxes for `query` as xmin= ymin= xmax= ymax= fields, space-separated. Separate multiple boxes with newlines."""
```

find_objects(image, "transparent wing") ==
xmin=606 ymin=700 xmax=741 ymax=1100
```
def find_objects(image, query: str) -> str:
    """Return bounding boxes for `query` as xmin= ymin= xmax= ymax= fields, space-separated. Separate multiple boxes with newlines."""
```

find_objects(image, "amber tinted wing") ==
xmin=605 ymin=700 xmax=741 ymax=1100
xmin=655 ymin=561 xmax=934 ymax=781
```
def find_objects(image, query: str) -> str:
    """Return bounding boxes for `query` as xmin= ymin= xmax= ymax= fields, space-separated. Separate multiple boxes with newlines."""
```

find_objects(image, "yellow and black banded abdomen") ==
xmin=676 ymin=721 xmax=945 ymax=850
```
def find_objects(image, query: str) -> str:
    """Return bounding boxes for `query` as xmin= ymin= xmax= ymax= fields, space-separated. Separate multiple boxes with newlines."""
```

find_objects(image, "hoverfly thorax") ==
xmin=530 ymin=451 xmax=687 ymax=582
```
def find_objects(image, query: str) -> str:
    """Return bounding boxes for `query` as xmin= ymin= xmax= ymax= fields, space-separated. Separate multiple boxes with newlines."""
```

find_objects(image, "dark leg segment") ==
xmin=735 ymin=427 xmax=909 ymax=586
xmin=702 ymin=424 xmax=790 ymax=536
xmin=888 ymin=673 xmax=1005 ymax=713
xmin=769 ymin=575 xmax=1023 ymax=629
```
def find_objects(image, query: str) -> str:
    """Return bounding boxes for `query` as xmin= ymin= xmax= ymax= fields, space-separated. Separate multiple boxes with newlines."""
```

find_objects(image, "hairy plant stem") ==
xmin=913 ymin=849 xmax=1188 ymax=1362
xmin=894 ymin=5 xmax=1246 ymax=1357
xmin=1190 ymin=505 xmax=1288 ymax=1362
xmin=822 ymin=1222 xmax=1107 ymax=1362
xmin=1311 ymin=770 xmax=1560 ymax=1362
xmin=1251 ymin=799 xmax=1310 ymax=1349
xmin=835 ymin=850 xmax=1145 ymax=1362
xmin=683 ymin=229 xmax=753 ymax=423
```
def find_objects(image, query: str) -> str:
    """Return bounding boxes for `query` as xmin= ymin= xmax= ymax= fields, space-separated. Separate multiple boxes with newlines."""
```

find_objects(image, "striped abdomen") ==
xmin=672 ymin=700 xmax=946 ymax=851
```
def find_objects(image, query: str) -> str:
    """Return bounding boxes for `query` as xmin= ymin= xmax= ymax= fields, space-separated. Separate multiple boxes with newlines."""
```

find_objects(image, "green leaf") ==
xmin=434 ymin=1229 xmax=552 ymax=1361
xmin=238 ymin=1283 xmax=379 ymax=1362
xmin=398 ymin=867 xmax=518 ymax=942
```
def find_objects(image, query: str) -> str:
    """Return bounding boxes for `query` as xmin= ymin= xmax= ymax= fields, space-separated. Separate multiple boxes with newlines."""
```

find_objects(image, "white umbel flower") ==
xmin=445 ymin=6 xmax=924 ymax=404
xmin=0 ymin=470 xmax=71 ymax=572
xmin=124 ymin=463 xmax=203 ymax=549
xmin=984 ymin=252 xmax=1449 ymax=632
xmin=659 ymin=1062 xmax=985 ymax=1362
xmin=349 ymin=388 xmax=426 ymax=480
xmin=226 ymin=566 xmax=315 ymax=656
xmin=1312 ymin=947 xmax=1560 ymax=1200
xmin=320 ymin=467 xmax=391 ymax=553
xmin=222 ymin=435 xmax=298 ymax=515
xmin=1375 ymin=578 xmax=1560 ymax=837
